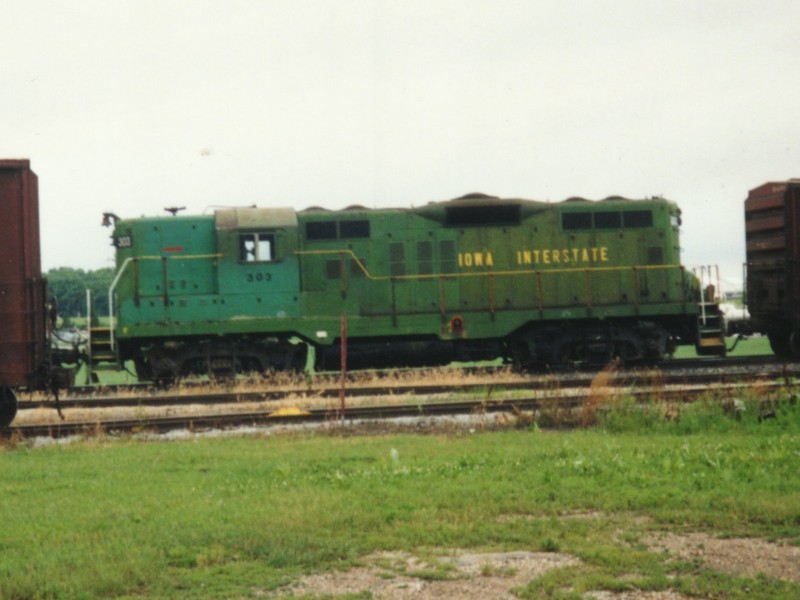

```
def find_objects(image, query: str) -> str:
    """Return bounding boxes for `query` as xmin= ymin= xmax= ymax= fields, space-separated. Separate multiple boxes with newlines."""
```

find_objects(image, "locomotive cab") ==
xmin=214 ymin=207 xmax=302 ymax=319
xmin=110 ymin=208 xmax=308 ymax=382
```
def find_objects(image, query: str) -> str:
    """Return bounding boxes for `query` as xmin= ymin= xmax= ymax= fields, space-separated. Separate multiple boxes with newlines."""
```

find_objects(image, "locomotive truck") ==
xmin=105 ymin=193 xmax=726 ymax=383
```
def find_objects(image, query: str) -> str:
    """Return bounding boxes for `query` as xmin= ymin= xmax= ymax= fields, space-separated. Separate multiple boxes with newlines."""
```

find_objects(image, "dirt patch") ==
xmin=644 ymin=532 xmax=800 ymax=582
xmin=584 ymin=593 xmax=686 ymax=600
xmin=265 ymin=529 xmax=800 ymax=599
xmin=268 ymin=550 xmax=578 ymax=599
xmin=496 ymin=510 xmax=608 ymax=524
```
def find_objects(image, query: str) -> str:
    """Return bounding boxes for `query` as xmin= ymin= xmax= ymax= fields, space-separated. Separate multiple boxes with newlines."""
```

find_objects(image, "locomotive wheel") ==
xmin=768 ymin=330 xmax=792 ymax=357
xmin=549 ymin=340 xmax=576 ymax=367
xmin=150 ymin=357 xmax=179 ymax=387
xmin=580 ymin=336 xmax=615 ymax=365
xmin=133 ymin=358 xmax=154 ymax=382
xmin=0 ymin=387 xmax=18 ymax=428
xmin=507 ymin=338 xmax=535 ymax=370
xmin=208 ymin=357 xmax=241 ymax=381
xmin=790 ymin=330 xmax=800 ymax=358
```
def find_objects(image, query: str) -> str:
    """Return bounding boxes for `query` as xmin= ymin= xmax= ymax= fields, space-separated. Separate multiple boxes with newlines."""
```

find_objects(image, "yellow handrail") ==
xmin=133 ymin=254 xmax=224 ymax=261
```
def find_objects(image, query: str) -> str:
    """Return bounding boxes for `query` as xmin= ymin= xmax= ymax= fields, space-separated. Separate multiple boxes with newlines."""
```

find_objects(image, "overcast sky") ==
xmin=2 ymin=1 xmax=799 ymax=287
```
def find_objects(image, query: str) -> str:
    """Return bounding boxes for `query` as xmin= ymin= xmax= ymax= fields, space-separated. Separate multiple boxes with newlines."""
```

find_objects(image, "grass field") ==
xmin=672 ymin=334 xmax=772 ymax=359
xmin=1 ymin=392 xmax=799 ymax=599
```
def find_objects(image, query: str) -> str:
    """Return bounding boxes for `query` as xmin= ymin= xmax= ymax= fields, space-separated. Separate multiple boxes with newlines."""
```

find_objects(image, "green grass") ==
xmin=75 ymin=360 xmax=139 ymax=386
xmin=2 ymin=396 xmax=798 ymax=599
xmin=672 ymin=334 xmax=772 ymax=359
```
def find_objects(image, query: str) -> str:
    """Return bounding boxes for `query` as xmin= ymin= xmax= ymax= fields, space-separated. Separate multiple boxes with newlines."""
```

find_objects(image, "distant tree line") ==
xmin=46 ymin=267 xmax=114 ymax=320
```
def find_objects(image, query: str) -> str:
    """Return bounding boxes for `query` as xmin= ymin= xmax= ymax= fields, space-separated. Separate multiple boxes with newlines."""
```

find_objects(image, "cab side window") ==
xmin=240 ymin=232 xmax=275 ymax=262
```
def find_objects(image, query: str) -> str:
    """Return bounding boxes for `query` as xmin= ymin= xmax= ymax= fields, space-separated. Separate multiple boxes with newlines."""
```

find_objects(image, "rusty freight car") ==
xmin=745 ymin=179 xmax=800 ymax=356
xmin=0 ymin=159 xmax=51 ymax=426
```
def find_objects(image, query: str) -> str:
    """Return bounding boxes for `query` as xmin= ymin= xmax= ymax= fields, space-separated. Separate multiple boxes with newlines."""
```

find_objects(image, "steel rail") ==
xmin=6 ymin=380 xmax=794 ymax=440
xmin=57 ymin=354 xmax=798 ymax=397
xmin=17 ymin=363 xmax=799 ymax=412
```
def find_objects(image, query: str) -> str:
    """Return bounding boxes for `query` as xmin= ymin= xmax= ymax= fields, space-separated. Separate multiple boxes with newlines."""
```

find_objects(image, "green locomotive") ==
xmin=106 ymin=193 xmax=725 ymax=381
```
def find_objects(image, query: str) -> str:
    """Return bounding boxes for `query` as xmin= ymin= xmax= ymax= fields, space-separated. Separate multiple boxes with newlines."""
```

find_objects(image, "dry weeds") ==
xmin=12 ymin=366 xmax=537 ymax=427
xmin=582 ymin=360 xmax=625 ymax=426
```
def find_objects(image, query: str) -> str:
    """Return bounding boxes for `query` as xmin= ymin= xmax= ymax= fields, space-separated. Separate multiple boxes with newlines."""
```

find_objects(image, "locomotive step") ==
xmin=88 ymin=327 xmax=116 ymax=363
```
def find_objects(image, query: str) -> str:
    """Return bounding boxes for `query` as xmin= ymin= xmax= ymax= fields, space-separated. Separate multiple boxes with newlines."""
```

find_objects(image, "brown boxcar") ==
xmin=0 ymin=159 xmax=49 ymax=425
xmin=745 ymin=179 xmax=800 ymax=355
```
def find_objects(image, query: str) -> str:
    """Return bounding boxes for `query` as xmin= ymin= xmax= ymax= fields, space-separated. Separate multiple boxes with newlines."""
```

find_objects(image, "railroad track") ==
xmin=16 ymin=359 xmax=799 ymax=412
xmin=7 ymin=373 xmax=795 ymax=440
xmin=60 ymin=354 xmax=794 ymax=396
xmin=51 ymin=355 xmax=800 ymax=395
